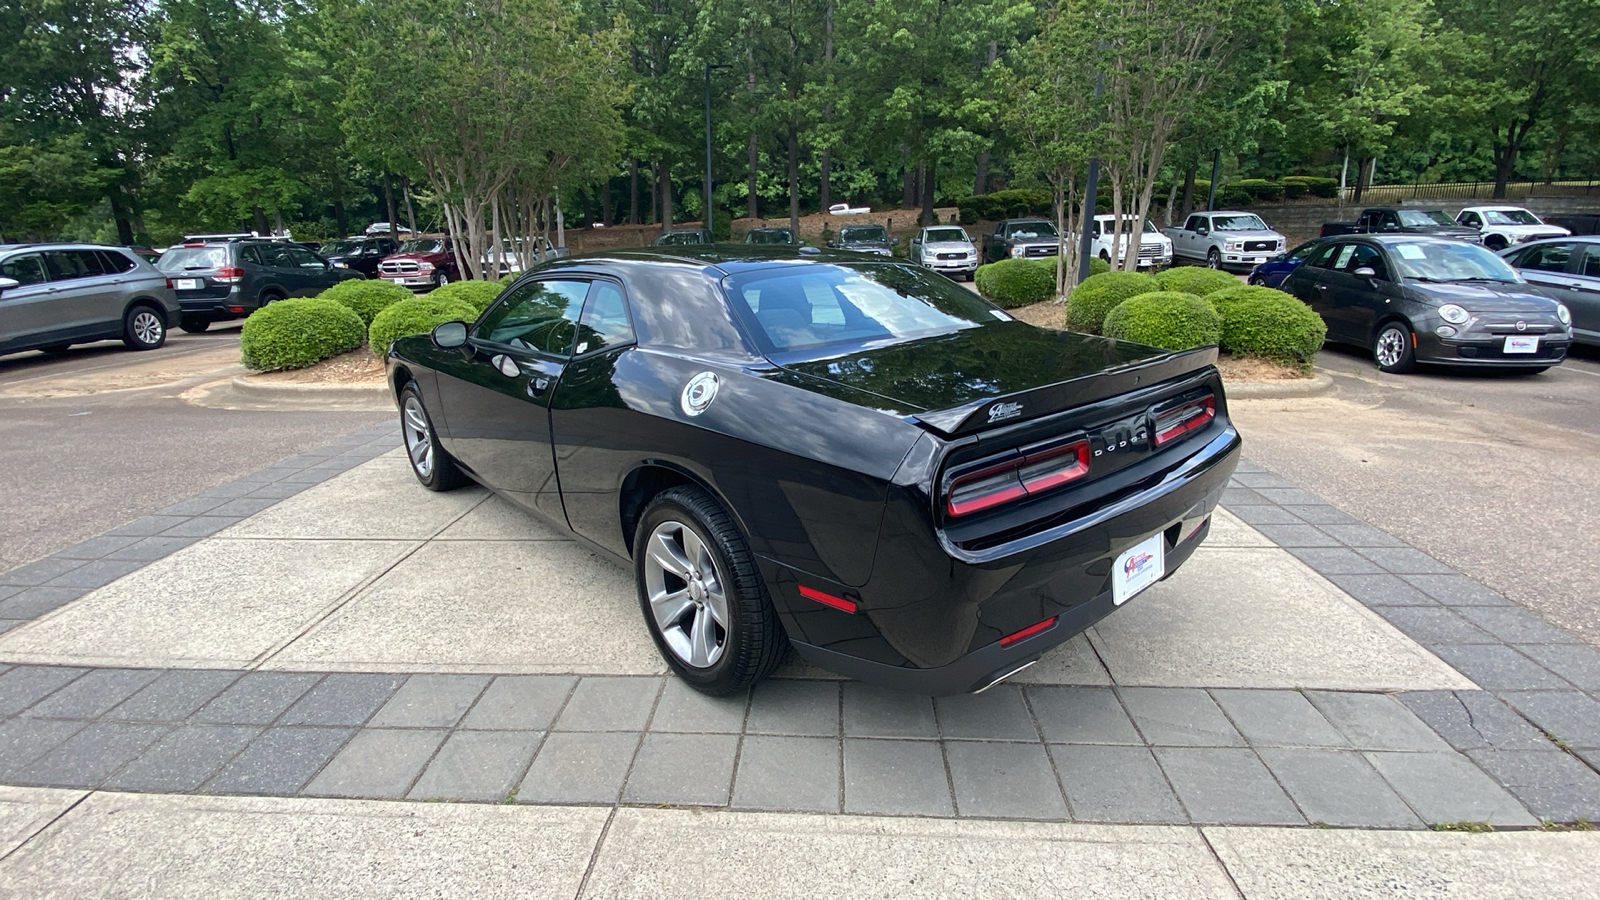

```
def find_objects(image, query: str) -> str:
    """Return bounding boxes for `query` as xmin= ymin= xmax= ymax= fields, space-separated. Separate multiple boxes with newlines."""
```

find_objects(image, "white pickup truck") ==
xmin=1161 ymin=211 xmax=1286 ymax=271
xmin=1454 ymin=206 xmax=1570 ymax=251
xmin=827 ymin=203 xmax=872 ymax=215
xmin=1087 ymin=215 xmax=1173 ymax=270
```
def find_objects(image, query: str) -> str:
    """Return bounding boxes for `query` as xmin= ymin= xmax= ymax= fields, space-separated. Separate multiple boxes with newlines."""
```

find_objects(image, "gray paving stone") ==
xmin=1314 ymin=523 xmax=1407 ymax=548
xmin=1119 ymin=688 xmax=1245 ymax=747
xmin=1028 ymin=686 xmax=1141 ymax=745
xmin=551 ymin=677 xmax=658 ymax=732
xmin=205 ymin=727 xmax=355 ymax=795
xmin=106 ymin=515 xmax=190 ymax=537
xmin=305 ymin=728 xmax=447 ymax=799
xmin=1365 ymin=751 xmax=1538 ymax=827
xmin=243 ymin=482 xmax=312 ymax=501
xmin=646 ymin=678 xmax=746 ymax=734
xmin=280 ymin=469 xmax=338 ymax=484
xmin=0 ymin=620 xmax=21 ymax=635
xmin=1257 ymin=747 xmax=1422 ymax=828
xmin=1456 ymin=607 xmax=1580 ymax=645
xmin=1499 ymin=691 xmax=1600 ymax=749
xmin=1231 ymin=459 xmax=1267 ymax=474
xmin=1466 ymin=749 xmax=1600 ymax=822
xmin=105 ymin=670 xmax=242 ymax=722
xmin=0 ymin=586 xmax=88 ymax=619
xmin=159 ymin=517 xmax=240 ymax=538
xmin=53 ymin=535 xmax=142 ymax=559
xmin=1357 ymin=548 xmax=1456 ymax=575
xmin=408 ymin=730 xmax=541 ymax=802
xmin=935 ymin=685 xmax=1038 ymax=741
xmin=0 ymin=666 xmax=88 ymax=716
xmin=279 ymin=674 xmax=405 ymax=726
xmin=0 ymin=717 xmax=87 ymax=778
xmin=1431 ymin=645 xmax=1573 ymax=691
xmin=623 ymin=732 xmax=738 ymax=806
xmin=517 ymin=730 xmax=638 ymax=804
xmin=192 ymin=672 xmax=323 ymax=725
xmin=1049 ymin=744 xmax=1186 ymax=824
xmin=12 ymin=722 xmax=169 ymax=787
xmin=1221 ymin=486 xmax=1268 ymax=506
xmin=0 ymin=556 xmax=85 ymax=586
xmin=1397 ymin=691 xmax=1551 ymax=752
xmin=103 ymin=725 xmax=259 ymax=791
xmin=1226 ymin=504 xmax=1302 ymax=526
xmin=199 ymin=480 xmax=263 ymax=499
xmin=368 ymin=674 xmax=490 ymax=728
xmin=945 ymin=740 xmax=1067 ymax=820
xmin=1515 ymin=644 xmax=1600 ymax=693
xmin=1211 ymin=689 xmax=1348 ymax=748
xmin=1303 ymin=691 xmax=1452 ymax=752
xmin=746 ymin=680 xmax=840 ymax=737
xmin=0 ymin=586 xmax=19 ymax=603
xmin=207 ymin=498 xmax=283 ymax=517
xmin=842 ymin=738 xmax=953 ymax=817
xmin=1231 ymin=472 xmax=1296 ymax=490
xmin=1400 ymin=574 xmax=1512 ymax=607
xmin=460 ymin=675 xmax=576 ymax=731
xmin=154 ymin=497 xmax=230 ymax=517
xmin=103 ymin=536 xmax=201 ymax=562
xmin=27 ymin=668 xmax=160 ymax=719
xmin=731 ymin=735 xmax=840 ymax=813
xmin=1374 ymin=607 xmax=1497 ymax=645
xmin=842 ymin=683 xmax=938 ymax=739
xmin=1250 ymin=523 xmax=1340 ymax=548
xmin=1285 ymin=505 xmax=1362 ymax=526
xmin=1286 ymin=547 xmax=1385 ymax=575
xmin=1154 ymin=747 xmax=1303 ymax=825
xmin=1253 ymin=488 xmax=1326 ymax=506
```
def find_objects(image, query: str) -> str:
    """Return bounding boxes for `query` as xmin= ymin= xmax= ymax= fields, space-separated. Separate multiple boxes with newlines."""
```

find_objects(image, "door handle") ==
xmin=1315 ymin=284 xmax=1329 ymax=290
xmin=526 ymin=376 xmax=550 ymax=398
xmin=490 ymin=354 xmax=520 ymax=378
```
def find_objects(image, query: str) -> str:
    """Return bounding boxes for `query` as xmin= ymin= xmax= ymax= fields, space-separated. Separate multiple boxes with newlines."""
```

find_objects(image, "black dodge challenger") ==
xmin=386 ymin=248 xmax=1241 ymax=695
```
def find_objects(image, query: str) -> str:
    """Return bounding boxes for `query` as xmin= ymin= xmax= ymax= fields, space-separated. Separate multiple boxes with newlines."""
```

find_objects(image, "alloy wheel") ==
xmin=643 ymin=519 xmax=729 ymax=668
xmin=1375 ymin=327 xmax=1407 ymax=368
xmin=132 ymin=310 xmax=163 ymax=345
xmin=402 ymin=395 xmax=434 ymax=478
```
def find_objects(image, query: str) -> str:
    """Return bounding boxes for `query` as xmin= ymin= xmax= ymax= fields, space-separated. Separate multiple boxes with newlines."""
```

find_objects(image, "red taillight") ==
xmin=946 ymin=439 xmax=1091 ymax=517
xmin=213 ymin=266 xmax=245 ymax=283
xmin=798 ymin=585 xmax=857 ymax=613
xmin=164 ymin=277 xmax=174 ymax=289
xmin=1153 ymin=396 xmax=1215 ymax=447
xmin=1000 ymin=615 xmax=1058 ymax=647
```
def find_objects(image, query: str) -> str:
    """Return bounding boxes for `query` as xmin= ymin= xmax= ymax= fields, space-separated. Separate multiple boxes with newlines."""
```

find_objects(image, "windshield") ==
xmin=747 ymin=230 xmax=794 ymax=244
xmin=1007 ymin=222 xmax=1058 ymax=239
xmin=157 ymin=247 xmax=228 ymax=272
xmin=1397 ymin=210 xmax=1455 ymax=227
xmin=1097 ymin=218 xmax=1159 ymax=234
xmin=1482 ymin=209 xmax=1542 ymax=226
xmin=840 ymin=226 xmax=888 ymax=243
xmin=321 ymin=239 xmax=362 ymax=256
xmin=399 ymin=239 xmax=445 ymax=254
xmin=1391 ymin=241 xmax=1522 ymax=283
xmin=924 ymin=228 xmax=969 ymax=243
xmin=655 ymin=232 xmax=705 ymax=245
xmin=726 ymin=263 xmax=995 ymax=354
xmin=1212 ymin=214 xmax=1269 ymax=231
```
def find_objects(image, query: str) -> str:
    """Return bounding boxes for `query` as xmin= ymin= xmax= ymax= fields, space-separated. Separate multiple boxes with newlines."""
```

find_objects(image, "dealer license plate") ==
xmin=175 ymin=278 xmax=200 ymax=290
xmin=1503 ymin=336 xmax=1539 ymax=354
xmin=1113 ymin=533 xmax=1165 ymax=605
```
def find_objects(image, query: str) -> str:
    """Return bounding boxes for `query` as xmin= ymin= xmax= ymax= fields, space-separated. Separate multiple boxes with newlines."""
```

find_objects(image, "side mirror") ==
xmin=1353 ymin=266 xmax=1377 ymax=278
xmin=1196 ymin=227 xmax=1208 ymax=236
xmin=432 ymin=320 xmax=469 ymax=348
xmin=0 ymin=277 xmax=18 ymax=293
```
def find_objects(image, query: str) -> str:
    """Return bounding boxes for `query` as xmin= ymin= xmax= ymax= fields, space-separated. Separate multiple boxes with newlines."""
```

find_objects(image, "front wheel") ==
xmin=1206 ymin=248 xmax=1222 ymax=269
xmin=122 ymin=305 xmax=166 ymax=351
xmin=399 ymin=383 xmax=469 ymax=491
xmin=1248 ymin=274 xmax=1265 ymax=286
xmin=635 ymin=486 xmax=787 ymax=695
xmin=1484 ymin=235 xmax=1507 ymax=251
xmin=1373 ymin=322 xmax=1417 ymax=374
xmin=436 ymin=273 xmax=450 ymax=287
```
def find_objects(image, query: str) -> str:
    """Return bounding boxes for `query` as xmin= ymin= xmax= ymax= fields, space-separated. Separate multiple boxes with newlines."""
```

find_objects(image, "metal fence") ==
xmin=1347 ymin=180 xmax=1600 ymax=203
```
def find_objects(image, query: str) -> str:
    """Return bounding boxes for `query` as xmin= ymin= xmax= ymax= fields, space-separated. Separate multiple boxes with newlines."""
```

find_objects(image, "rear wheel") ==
xmin=1373 ymin=322 xmax=1417 ymax=374
xmin=122 ymin=305 xmax=166 ymax=351
xmin=1484 ymin=235 xmax=1507 ymax=251
xmin=258 ymin=292 xmax=284 ymax=309
xmin=399 ymin=382 xmax=468 ymax=491
xmin=179 ymin=317 xmax=211 ymax=333
xmin=1206 ymin=248 xmax=1222 ymax=269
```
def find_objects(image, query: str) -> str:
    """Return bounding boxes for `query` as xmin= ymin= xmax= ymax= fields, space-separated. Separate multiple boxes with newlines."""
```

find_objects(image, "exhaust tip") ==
xmin=972 ymin=658 xmax=1039 ymax=694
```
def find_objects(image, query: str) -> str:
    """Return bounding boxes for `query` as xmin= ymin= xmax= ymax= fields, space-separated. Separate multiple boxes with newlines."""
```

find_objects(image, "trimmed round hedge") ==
xmin=316 ymin=279 xmax=412 ymax=326
xmin=368 ymin=296 xmax=478 ymax=358
xmin=1154 ymin=266 xmax=1240 ymax=297
xmin=240 ymin=298 xmax=367 ymax=371
xmin=1030 ymin=256 xmax=1109 ymax=280
xmin=1102 ymin=291 xmax=1223 ymax=352
xmin=1064 ymin=271 xmax=1159 ymax=334
xmin=1206 ymin=285 xmax=1327 ymax=368
xmin=425 ymin=279 xmax=504 ymax=314
xmin=975 ymin=258 xmax=1056 ymax=308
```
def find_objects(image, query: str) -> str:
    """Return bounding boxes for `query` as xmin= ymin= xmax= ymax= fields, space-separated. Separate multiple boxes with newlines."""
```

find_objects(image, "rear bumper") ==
xmin=178 ymin=291 xmax=252 ymax=321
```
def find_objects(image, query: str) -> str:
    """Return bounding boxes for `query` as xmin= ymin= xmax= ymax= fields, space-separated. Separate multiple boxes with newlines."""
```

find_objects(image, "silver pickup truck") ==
xmin=1161 ymin=211 xmax=1286 ymax=271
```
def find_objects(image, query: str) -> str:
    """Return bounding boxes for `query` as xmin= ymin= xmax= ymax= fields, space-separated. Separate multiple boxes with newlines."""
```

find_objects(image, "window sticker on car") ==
xmin=990 ymin=309 xmax=1013 ymax=321
xmin=1335 ymin=245 xmax=1356 ymax=269
xmin=1396 ymin=244 xmax=1426 ymax=260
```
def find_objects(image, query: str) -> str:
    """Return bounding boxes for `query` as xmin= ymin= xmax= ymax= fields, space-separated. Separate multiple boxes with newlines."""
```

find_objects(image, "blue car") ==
xmin=1248 ymin=240 xmax=1322 ymax=288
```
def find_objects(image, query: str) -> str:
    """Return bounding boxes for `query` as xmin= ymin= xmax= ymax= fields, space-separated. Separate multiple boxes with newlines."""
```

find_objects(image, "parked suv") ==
xmin=320 ymin=235 xmax=400 ymax=278
xmin=379 ymin=236 xmax=462 ymax=291
xmin=157 ymin=237 xmax=359 ymax=332
xmin=0 ymin=243 xmax=180 ymax=356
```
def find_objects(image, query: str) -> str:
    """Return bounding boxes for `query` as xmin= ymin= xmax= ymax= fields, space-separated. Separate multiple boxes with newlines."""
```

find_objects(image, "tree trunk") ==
xmin=403 ymin=177 xmax=417 ymax=235
xmin=1353 ymin=157 xmax=1373 ymax=203
xmin=628 ymin=160 xmax=640 ymax=224
xmin=659 ymin=163 xmax=673 ymax=231
xmin=333 ymin=198 xmax=348 ymax=237
xmin=1492 ymin=141 xmax=1518 ymax=200
xmin=820 ymin=152 xmax=831 ymax=213
xmin=748 ymin=133 xmax=760 ymax=219
xmin=1178 ymin=161 xmax=1196 ymax=221
xmin=788 ymin=128 xmax=800 ymax=234
xmin=975 ymin=152 xmax=990 ymax=197
xmin=382 ymin=173 xmax=398 ymax=236
xmin=919 ymin=162 xmax=935 ymax=225
xmin=902 ymin=156 xmax=918 ymax=209
xmin=108 ymin=188 xmax=135 ymax=245
xmin=820 ymin=3 xmax=834 ymax=213
xmin=252 ymin=206 xmax=270 ymax=235
xmin=600 ymin=178 xmax=612 ymax=226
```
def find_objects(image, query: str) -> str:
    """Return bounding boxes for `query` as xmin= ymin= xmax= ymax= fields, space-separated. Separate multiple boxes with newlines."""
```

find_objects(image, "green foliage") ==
xmin=425 ymin=279 xmax=503 ymax=314
xmin=975 ymin=258 xmax=1056 ymax=308
xmin=1207 ymin=285 xmax=1327 ymax=367
xmin=499 ymin=273 xmax=517 ymax=287
xmin=368 ymin=296 xmax=477 ymax=358
xmin=710 ymin=207 xmax=734 ymax=242
xmin=955 ymin=189 xmax=1053 ymax=224
xmin=240 ymin=298 xmax=366 ymax=371
xmin=1065 ymin=271 xmax=1160 ymax=334
xmin=1033 ymin=256 xmax=1108 ymax=280
xmin=1155 ymin=266 xmax=1241 ymax=297
xmin=1102 ymin=292 xmax=1223 ymax=351
xmin=1231 ymin=179 xmax=1284 ymax=202
xmin=316 ymin=279 xmax=412 ymax=326
xmin=1284 ymin=176 xmax=1340 ymax=198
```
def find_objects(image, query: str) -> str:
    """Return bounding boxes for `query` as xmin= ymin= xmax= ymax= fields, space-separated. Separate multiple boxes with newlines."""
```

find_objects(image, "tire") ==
xmin=634 ymin=485 xmax=788 ymax=695
xmin=258 ymin=292 xmax=284 ymax=309
xmin=122 ymin=305 xmax=166 ymax=351
xmin=39 ymin=343 xmax=73 ymax=354
xmin=399 ymin=382 xmax=469 ymax=491
xmin=1373 ymin=321 xmax=1417 ymax=374
xmin=1248 ymin=274 xmax=1265 ymax=286
xmin=1099 ymin=250 xmax=1111 ymax=263
xmin=1206 ymin=248 xmax=1222 ymax=269
xmin=1484 ymin=235 xmax=1507 ymax=251
xmin=179 ymin=317 xmax=211 ymax=334
xmin=436 ymin=273 xmax=450 ymax=287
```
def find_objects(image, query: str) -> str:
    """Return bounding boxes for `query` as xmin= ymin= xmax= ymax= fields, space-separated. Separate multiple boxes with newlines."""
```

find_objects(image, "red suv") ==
xmin=378 ymin=236 xmax=461 ymax=291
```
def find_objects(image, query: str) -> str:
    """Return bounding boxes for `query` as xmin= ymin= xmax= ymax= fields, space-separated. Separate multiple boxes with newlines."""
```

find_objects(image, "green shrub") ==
xmin=1155 ymin=266 xmax=1240 ymax=297
xmin=975 ymin=258 xmax=1056 ymax=308
xmin=1233 ymin=179 xmax=1284 ymax=203
xmin=240 ymin=298 xmax=366 ymax=371
xmin=315 ymin=279 xmax=412 ymax=326
xmin=1219 ymin=184 xmax=1252 ymax=207
xmin=368 ymin=296 xmax=478 ymax=358
xmin=1064 ymin=270 xmax=1160 ymax=334
xmin=1029 ymin=255 xmax=1109 ymax=282
xmin=1102 ymin=291 xmax=1223 ymax=351
xmin=1206 ymin=285 xmax=1327 ymax=368
xmin=955 ymin=188 xmax=1053 ymax=224
xmin=424 ymin=279 xmax=503 ymax=314
xmin=499 ymin=273 xmax=517 ymax=287
xmin=1280 ymin=181 xmax=1309 ymax=200
xmin=1282 ymin=175 xmax=1339 ymax=198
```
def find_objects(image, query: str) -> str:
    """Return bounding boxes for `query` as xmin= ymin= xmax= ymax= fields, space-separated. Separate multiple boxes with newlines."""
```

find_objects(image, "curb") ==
xmin=230 ymin=375 xmax=391 ymax=403
xmin=1224 ymin=371 xmax=1333 ymax=399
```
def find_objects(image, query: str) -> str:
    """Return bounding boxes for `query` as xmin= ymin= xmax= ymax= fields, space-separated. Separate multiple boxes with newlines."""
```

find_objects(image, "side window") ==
xmin=288 ymin=246 xmax=324 ymax=269
xmin=1379 ymin=212 xmax=1399 ymax=229
xmin=43 ymin=250 xmax=104 ymax=281
xmin=1519 ymin=243 xmax=1575 ymax=273
xmin=239 ymin=246 xmax=263 ymax=266
xmin=1583 ymin=247 xmax=1600 ymax=280
xmin=96 ymin=250 xmax=137 ymax=274
xmin=1345 ymin=245 xmax=1390 ymax=280
xmin=1 ymin=254 xmax=48 ymax=286
xmin=573 ymin=282 xmax=636 ymax=356
xmin=477 ymin=279 xmax=588 ymax=356
xmin=1307 ymin=243 xmax=1344 ymax=269
xmin=1462 ymin=213 xmax=1481 ymax=228
xmin=257 ymin=244 xmax=293 ymax=268
xmin=1185 ymin=215 xmax=1205 ymax=231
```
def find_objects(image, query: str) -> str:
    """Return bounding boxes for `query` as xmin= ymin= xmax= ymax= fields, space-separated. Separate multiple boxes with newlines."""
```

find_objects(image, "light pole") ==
xmin=705 ymin=62 xmax=731 ymax=239
xmin=1076 ymin=64 xmax=1105 ymax=283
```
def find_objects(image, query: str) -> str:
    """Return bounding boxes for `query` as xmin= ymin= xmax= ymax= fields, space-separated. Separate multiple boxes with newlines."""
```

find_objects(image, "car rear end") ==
xmin=157 ymin=242 xmax=254 ymax=324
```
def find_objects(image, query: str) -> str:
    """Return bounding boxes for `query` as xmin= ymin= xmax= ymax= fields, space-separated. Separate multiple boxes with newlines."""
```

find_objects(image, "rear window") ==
xmin=725 ymin=263 xmax=997 ymax=355
xmin=158 ymin=247 xmax=229 ymax=272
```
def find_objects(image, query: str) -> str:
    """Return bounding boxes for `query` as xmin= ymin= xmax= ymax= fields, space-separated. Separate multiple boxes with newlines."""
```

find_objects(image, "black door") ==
xmin=433 ymin=278 xmax=589 ymax=513
xmin=1329 ymin=243 xmax=1399 ymax=340
xmin=1287 ymin=242 xmax=1347 ymax=339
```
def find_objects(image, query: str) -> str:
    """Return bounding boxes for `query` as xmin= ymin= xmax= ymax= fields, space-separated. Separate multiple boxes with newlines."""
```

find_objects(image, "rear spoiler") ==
xmin=911 ymin=346 xmax=1219 ymax=438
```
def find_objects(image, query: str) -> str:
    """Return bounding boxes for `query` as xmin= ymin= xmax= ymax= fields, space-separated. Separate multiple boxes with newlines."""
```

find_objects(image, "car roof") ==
xmin=1200 ymin=210 xmax=1255 ymax=216
xmin=0 ymin=242 xmax=139 ymax=254
xmin=1345 ymin=233 xmax=1471 ymax=246
xmin=558 ymin=245 xmax=894 ymax=273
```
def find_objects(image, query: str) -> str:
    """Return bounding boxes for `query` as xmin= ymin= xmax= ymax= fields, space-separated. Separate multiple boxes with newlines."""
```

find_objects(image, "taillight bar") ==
xmin=213 ymin=266 xmax=245 ymax=283
xmin=1153 ymin=396 xmax=1214 ymax=447
xmin=946 ymin=438 xmax=1091 ymax=517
